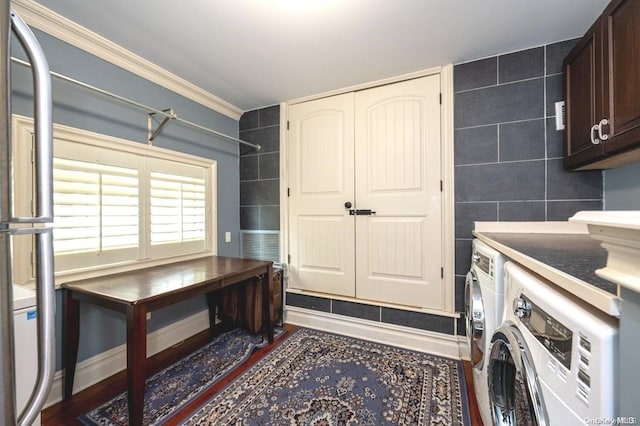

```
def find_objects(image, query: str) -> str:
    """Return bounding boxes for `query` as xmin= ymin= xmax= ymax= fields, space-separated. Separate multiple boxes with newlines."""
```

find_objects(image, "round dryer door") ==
xmin=465 ymin=271 xmax=485 ymax=369
xmin=487 ymin=325 xmax=548 ymax=426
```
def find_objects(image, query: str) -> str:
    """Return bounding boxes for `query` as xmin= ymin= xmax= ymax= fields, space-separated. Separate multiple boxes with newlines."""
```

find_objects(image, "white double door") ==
xmin=288 ymin=75 xmax=443 ymax=310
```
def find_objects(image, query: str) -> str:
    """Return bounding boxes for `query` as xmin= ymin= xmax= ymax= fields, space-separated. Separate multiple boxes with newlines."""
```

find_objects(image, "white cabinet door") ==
xmin=287 ymin=75 xmax=444 ymax=310
xmin=354 ymin=75 xmax=443 ymax=309
xmin=287 ymin=93 xmax=356 ymax=296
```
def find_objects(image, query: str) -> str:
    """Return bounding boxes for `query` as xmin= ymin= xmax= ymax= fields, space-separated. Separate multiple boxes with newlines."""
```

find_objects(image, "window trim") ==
xmin=12 ymin=114 xmax=218 ymax=287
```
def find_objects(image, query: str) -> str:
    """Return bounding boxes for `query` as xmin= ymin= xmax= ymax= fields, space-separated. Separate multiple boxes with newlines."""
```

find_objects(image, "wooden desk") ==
xmin=61 ymin=256 xmax=274 ymax=425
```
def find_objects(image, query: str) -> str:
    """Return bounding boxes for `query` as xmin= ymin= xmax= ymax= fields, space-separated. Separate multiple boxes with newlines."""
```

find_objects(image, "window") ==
xmin=12 ymin=115 xmax=217 ymax=284
xmin=150 ymin=171 xmax=205 ymax=245
xmin=146 ymin=158 xmax=210 ymax=259
xmin=53 ymin=158 xmax=140 ymax=255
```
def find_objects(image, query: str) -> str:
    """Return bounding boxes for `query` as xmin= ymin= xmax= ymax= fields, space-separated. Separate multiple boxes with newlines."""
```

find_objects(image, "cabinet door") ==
xmin=564 ymin=21 xmax=605 ymax=170
xmin=287 ymin=93 xmax=356 ymax=297
xmin=601 ymin=0 xmax=640 ymax=156
xmin=354 ymin=76 xmax=443 ymax=310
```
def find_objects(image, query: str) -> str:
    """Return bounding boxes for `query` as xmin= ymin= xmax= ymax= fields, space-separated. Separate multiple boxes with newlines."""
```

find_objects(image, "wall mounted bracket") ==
xmin=147 ymin=108 xmax=177 ymax=145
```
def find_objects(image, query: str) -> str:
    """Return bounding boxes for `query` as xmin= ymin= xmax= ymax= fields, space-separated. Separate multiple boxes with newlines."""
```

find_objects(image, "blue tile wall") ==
xmin=498 ymin=47 xmax=544 ymax=83
xmin=381 ymin=307 xmax=455 ymax=334
xmin=251 ymin=39 xmax=605 ymax=339
xmin=286 ymin=291 xmax=458 ymax=336
xmin=453 ymin=39 xmax=604 ymax=328
xmin=286 ymin=293 xmax=331 ymax=312
xmin=239 ymin=105 xmax=280 ymax=231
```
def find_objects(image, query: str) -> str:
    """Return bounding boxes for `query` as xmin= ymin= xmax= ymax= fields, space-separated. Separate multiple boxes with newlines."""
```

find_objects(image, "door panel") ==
xmin=354 ymin=76 xmax=443 ymax=309
xmin=288 ymin=93 xmax=355 ymax=296
xmin=564 ymin=28 xmax=604 ymax=168
xmin=603 ymin=0 xmax=640 ymax=155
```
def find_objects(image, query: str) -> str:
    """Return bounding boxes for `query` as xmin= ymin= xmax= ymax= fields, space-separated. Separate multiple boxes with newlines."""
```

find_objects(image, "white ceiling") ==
xmin=35 ymin=0 xmax=608 ymax=112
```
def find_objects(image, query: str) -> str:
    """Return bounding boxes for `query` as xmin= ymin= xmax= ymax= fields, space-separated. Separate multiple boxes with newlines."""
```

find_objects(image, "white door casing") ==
xmin=287 ymin=93 xmax=356 ymax=296
xmin=354 ymin=75 xmax=443 ymax=309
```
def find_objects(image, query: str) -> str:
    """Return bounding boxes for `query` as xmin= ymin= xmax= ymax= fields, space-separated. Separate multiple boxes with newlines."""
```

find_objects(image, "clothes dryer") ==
xmin=465 ymin=239 xmax=506 ymax=425
xmin=487 ymin=261 xmax=618 ymax=425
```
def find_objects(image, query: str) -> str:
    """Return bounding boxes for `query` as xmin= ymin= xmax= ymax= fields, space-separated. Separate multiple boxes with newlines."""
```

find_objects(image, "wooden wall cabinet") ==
xmin=564 ymin=0 xmax=640 ymax=170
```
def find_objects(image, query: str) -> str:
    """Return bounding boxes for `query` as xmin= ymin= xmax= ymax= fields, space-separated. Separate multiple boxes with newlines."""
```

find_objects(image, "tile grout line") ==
xmin=456 ymin=116 xmax=556 ymax=131
xmin=543 ymin=45 xmax=549 ymax=221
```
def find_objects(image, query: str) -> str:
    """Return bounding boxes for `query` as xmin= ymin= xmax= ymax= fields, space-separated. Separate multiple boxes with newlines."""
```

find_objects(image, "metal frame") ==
xmin=147 ymin=108 xmax=175 ymax=143
xmin=5 ymin=10 xmax=55 ymax=426
xmin=10 ymin=57 xmax=261 ymax=151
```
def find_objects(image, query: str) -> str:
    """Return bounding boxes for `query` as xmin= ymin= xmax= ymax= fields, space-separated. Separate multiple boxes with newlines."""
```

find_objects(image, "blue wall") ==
xmin=604 ymin=163 xmax=640 ymax=210
xmin=603 ymin=146 xmax=640 ymax=420
xmin=11 ymin=28 xmax=242 ymax=367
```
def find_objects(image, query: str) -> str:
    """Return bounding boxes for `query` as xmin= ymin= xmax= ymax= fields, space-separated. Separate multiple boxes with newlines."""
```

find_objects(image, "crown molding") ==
xmin=12 ymin=0 xmax=243 ymax=120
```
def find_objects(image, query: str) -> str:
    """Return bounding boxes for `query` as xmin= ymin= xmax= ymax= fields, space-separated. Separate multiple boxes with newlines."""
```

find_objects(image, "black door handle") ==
xmin=349 ymin=209 xmax=376 ymax=216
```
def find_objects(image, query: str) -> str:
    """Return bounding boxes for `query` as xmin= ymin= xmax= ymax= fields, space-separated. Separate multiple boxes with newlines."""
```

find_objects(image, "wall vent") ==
xmin=240 ymin=230 xmax=280 ymax=263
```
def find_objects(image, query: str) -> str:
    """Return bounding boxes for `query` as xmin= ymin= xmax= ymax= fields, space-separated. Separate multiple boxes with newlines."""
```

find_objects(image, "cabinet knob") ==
xmin=597 ymin=118 xmax=609 ymax=141
xmin=344 ymin=201 xmax=352 ymax=209
xmin=590 ymin=124 xmax=601 ymax=145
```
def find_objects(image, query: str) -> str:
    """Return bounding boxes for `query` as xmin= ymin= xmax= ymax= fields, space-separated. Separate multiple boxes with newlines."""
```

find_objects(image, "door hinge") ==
xmin=288 ymin=254 xmax=291 ymax=263
xmin=287 ymin=187 xmax=290 ymax=197
xmin=441 ymin=267 xmax=444 ymax=279
xmin=439 ymin=93 xmax=442 ymax=105
xmin=287 ymin=121 xmax=290 ymax=130
xmin=440 ymin=180 xmax=443 ymax=192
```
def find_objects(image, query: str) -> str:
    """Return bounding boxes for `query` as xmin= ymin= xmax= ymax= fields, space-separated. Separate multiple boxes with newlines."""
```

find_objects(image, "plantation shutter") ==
xmin=52 ymin=139 xmax=140 ymax=270
xmin=150 ymin=171 xmax=206 ymax=244
xmin=147 ymin=157 xmax=209 ymax=257
xmin=53 ymin=158 xmax=139 ymax=254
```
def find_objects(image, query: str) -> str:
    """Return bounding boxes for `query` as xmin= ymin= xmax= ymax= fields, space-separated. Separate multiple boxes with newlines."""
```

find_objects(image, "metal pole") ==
xmin=10 ymin=57 xmax=261 ymax=151
xmin=0 ymin=0 xmax=18 ymax=423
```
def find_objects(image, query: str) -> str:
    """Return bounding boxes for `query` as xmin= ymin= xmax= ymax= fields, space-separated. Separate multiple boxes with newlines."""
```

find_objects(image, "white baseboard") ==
xmin=458 ymin=336 xmax=471 ymax=361
xmin=285 ymin=307 xmax=463 ymax=360
xmin=45 ymin=310 xmax=210 ymax=408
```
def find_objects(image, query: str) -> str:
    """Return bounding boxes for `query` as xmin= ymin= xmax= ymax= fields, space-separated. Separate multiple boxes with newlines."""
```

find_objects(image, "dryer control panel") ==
xmin=516 ymin=295 xmax=573 ymax=370
xmin=472 ymin=251 xmax=493 ymax=278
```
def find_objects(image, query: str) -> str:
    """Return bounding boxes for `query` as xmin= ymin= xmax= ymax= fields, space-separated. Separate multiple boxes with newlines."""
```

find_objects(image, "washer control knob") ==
xmin=472 ymin=253 xmax=480 ymax=263
xmin=514 ymin=298 xmax=532 ymax=319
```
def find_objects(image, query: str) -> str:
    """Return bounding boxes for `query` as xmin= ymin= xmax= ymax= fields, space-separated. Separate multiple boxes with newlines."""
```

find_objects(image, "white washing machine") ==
xmin=465 ymin=239 xmax=506 ymax=426
xmin=487 ymin=262 xmax=618 ymax=425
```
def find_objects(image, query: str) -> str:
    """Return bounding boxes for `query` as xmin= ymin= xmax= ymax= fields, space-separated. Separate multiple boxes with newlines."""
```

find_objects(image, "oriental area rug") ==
xmin=182 ymin=328 xmax=470 ymax=425
xmin=79 ymin=327 xmax=284 ymax=426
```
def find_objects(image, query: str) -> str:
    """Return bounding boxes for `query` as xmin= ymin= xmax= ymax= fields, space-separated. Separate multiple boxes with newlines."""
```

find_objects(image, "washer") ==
xmin=487 ymin=261 xmax=618 ymax=425
xmin=465 ymin=239 xmax=506 ymax=426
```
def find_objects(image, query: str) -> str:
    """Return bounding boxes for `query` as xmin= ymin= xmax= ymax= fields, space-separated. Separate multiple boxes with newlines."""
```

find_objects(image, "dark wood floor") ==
xmin=42 ymin=324 xmax=482 ymax=425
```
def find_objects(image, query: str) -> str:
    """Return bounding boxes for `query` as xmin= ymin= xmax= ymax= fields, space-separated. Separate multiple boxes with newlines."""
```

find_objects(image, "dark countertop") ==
xmin=481 ymin=233 xmax=617 ymax=295
xmin=473 ymin=230 xmax=620 ymax=316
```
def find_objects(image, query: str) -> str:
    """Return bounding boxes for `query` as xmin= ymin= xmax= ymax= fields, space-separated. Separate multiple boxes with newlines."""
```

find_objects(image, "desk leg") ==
xmin=62 ymin=290 xmax=80 ymax=400
xmin=263 ymin=265 xmax=274 ymax=343
xmin=126 ymin=305 xmax=147 ymax=426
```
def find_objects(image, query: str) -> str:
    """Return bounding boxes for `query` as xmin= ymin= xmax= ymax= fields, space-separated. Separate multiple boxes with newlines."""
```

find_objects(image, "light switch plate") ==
xmin=225 ymin=232 xmax=232 ymax=243
xmin=555 ymin=101 xmax=565 ymax=130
